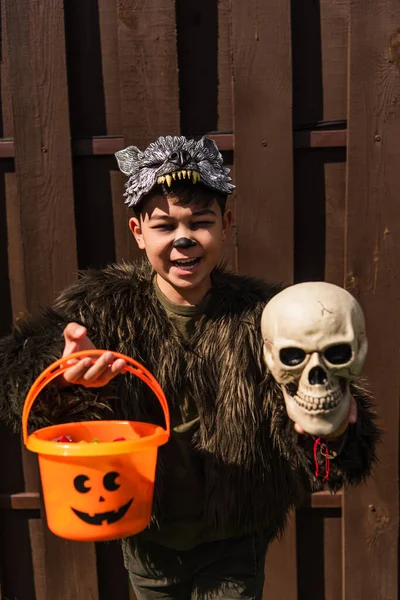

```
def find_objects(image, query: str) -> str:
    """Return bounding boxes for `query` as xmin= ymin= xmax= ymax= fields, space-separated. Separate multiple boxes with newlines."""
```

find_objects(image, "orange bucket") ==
xmin=22 ymin=350 xmax=170 ymax=542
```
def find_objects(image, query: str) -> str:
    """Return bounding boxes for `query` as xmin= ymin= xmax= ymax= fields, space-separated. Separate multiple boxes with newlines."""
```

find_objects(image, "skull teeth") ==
xmin=157 ymin=170 xmax=200 ymax=186
xmin=293 ymin=388 xmax=342 ymax=412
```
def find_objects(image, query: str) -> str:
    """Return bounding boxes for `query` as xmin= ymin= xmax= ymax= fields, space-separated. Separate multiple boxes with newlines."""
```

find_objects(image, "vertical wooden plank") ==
xmin=0 ymin=166 xmax=35 ymax=599
xmin=4 ymin=0 xmax=77 ymax=310
xmin=1 ymin=0 xmax=24 ymax=319
xmin=217 ymin=4 xmax=236 ymax=272
xmin=96 ymin=542 xmax=131 ymax=600
xmin=64 ymin=0 xmax=122 ymax=136
xmin=73 ymin=157 xmax=116 ymax=270
xmin=0 ymin=0 xmax=13 ymax=139
xmin=64 ymin=0 xmax=108 ymax=137
xmin=1 ymin=164 xmax=36 ymax=599
xmin=324 ymin=152 xmax=347 ymax=286
xmin=294 ymin=147 xmax=346 ymax=285
xmin=4 ymin=1 xmax=99 ymax=598
xmin=293 ymin=150 xmax=327 ymax=283
xmin=103 ymin=3 xmax=131 ymax=264
xmin=64 ymin=0 xmax=129 ymax=270
xmin=98 ymin=0 xmax=123 ymax=135
xmin=231 ymin=1 xmax=296 ymax=597
xmin=218 ymin=0 xmax=233 ymax=132
xmin=231 ymin=0 xmax=294 ymax=284
xmin=320 ymin=0 xmax=348 ymax=122
xmin=323 ymin=513 xmax=343 ymax=600
xmin=112 ymin=167 xmax=138 ymax=263
xmin=264 ymin=512 xmax=297 ymax=600
xmin=297 ymin=508 xmax=342 ymax=600
xmin=114 ymin=0 xmax=180 ymax=262
xmin=1 ymin=8 xmax=36 ymax=587
xmin=176 ymin=0 xmax=218 ymax=135
xmin=292 ymin=0 xmax=348 ymax=126
xmin=5 ymin=165 xmax=27 ymax=316
xmin=0 ymin=163 xmax=14 ymax=333
xmin=116 ymin=0 xmax=180 ymax=147
xmin=220 ymin=161 xmax=237 ymax=273
xmin=343 ymin=1 xmax=400 ymax=598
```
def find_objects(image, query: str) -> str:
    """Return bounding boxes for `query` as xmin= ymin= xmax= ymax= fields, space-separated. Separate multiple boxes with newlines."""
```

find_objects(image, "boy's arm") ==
xmin=300 ymin=382 xmax=381 ymax=492
xmin=0 ymin=265 xmax=136 ymax=431
xmin=0 ymin=310 xmax=115 ymax=431
xmin=270 ymin=379 xmax=382 ymax=493
xmin=0 ymin=308 xmax=78 ymax=428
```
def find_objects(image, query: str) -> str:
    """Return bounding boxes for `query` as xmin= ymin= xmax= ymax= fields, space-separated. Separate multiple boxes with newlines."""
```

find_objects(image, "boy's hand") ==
xmin=294 ymin=395 xmax=357 ymax=439
xmin=60 ymin=323 xmax=126 ymax=388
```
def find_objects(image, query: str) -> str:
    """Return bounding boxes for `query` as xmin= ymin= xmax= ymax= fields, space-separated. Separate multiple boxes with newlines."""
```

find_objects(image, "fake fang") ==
xmin=157 ymin=170 xmax=200 ymax=186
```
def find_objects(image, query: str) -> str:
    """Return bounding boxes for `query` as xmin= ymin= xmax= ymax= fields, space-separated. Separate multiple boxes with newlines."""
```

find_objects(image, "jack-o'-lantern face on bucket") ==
xmin=38 ymin=445 xmax=159 ymax=541
xmin=71 ymin=471 xmax=134 ymax=526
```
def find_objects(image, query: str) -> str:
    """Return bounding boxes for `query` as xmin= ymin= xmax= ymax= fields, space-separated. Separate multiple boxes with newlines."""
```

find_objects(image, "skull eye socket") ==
xmin=323 ymin=344 xmax=352 ymax=365
xmin=103 ymin=471 xmax=120 ymax=492
xmin=74 ymin=475 xmax=91 ymax=494
xmin=279 ymin=348 xmax=306 ymax=366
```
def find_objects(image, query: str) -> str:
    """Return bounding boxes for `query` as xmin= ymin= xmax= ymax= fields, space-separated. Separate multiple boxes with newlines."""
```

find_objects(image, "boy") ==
xmin=0 ymin=136 xmax=379 ymax=599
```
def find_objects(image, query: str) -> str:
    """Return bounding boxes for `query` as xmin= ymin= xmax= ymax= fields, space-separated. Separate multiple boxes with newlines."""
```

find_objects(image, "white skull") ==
xmin=261 ymin=282 xmax=367 ymax=436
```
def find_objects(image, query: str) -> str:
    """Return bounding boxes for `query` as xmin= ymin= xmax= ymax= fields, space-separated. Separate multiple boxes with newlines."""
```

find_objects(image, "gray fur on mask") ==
xmin=115 ymin=135 xmax=235 ymax=208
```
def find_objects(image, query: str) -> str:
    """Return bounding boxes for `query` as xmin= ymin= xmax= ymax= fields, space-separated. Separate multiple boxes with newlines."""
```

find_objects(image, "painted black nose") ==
xmin=308 ymin=366 xmax=328 ymax=385
xmin=169 ymin=150 xmax=191 ymax=167
xmin=172 ymin=237 xmax=197 ymax=249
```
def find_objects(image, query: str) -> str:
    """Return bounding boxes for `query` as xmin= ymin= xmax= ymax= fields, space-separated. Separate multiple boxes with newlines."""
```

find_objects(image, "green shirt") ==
xmin=138 ymin=280 xmax=218 ymax=550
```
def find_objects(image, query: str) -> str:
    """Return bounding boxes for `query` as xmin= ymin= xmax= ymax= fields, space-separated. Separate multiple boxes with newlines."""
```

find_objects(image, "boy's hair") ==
xmin=132 ymin=182 xmax=227 ymax=218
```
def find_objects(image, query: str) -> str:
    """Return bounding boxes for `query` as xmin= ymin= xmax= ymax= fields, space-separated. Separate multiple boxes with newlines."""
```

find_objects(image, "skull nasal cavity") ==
xmin=169 ymin=150 xmax=191 ymax=166
xmin=308 ymin=366 xmax=328 ymax=385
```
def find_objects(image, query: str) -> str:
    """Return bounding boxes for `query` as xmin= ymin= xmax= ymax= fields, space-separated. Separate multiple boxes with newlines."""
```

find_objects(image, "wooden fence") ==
xmin=0 ymin=0 xmax=399 ymax=598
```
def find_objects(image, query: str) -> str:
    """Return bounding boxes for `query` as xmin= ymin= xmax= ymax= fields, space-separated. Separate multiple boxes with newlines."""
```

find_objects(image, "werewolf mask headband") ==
xmin=115 ymin=135 xmax=235 ymax=209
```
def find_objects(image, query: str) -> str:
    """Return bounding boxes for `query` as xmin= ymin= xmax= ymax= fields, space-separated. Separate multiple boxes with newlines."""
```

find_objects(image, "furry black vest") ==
xmin=0 ymin=260 xmax=380 ymax=540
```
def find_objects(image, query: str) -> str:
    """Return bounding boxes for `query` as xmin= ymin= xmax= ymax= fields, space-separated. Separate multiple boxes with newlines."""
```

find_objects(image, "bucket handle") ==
xmin=22 ymin=350 xmax=170 ymax=446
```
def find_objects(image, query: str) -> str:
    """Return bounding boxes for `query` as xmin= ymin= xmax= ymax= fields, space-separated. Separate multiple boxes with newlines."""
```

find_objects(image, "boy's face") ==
xmin=129 ymin=193 xmax=231 ymax=304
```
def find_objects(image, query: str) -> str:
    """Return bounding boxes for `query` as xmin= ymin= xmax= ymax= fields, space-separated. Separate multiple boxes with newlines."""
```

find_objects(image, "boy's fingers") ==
xmin=349 ymin=395 xmax=358 ymax=423
xmin=81 ymin=352 xmax=115 ymax=383
xmin=62 ymin=322 xmax=96 ymax=359
xmin=82 ymin=359 xmax=126 ymax=387
xmin=63 ymin=322 xmax=87 ymax=343
xmin=61 ymin=352 xmax=125 ymax=387
xmin=294 ymin=423 xmax=305 ymax=435
xmin=110 ymin=359 xmax=127 ymax=375
xmin=62 ymin=358 xmax=93 ymax=383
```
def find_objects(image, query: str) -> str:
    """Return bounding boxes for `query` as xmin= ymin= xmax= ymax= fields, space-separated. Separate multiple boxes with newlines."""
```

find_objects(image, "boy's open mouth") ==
xmin=171 ymin=258 xmax=201 ymax=270
xmin=157 ymin=170 xmax=200 ymax=186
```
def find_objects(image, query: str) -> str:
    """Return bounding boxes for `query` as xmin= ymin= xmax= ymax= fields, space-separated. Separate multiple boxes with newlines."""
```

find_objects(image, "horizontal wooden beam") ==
xmin=72 ymin=136 xmax=124 ymax=156
xmin=0 ymin=138 xmax=14 ymax=158
xmin=0 ymin=491 xmax=41 ymax=510
xmin=0 ymin=129 xmax=348 ymax=160
xmin=206 ymin=133 xmax=234 ymax=151
xmin=293 ymin=129 xmax=347 ymax=149
xmin=0 ymin=134 xmax=234 ymax=158
xmin=302 ymin=489 xmax=343 ymax=509
xmin=0 ymin=490 xmax=342 ymax=511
